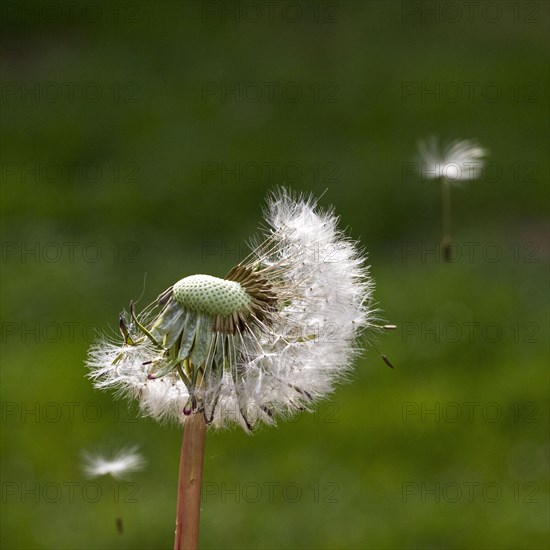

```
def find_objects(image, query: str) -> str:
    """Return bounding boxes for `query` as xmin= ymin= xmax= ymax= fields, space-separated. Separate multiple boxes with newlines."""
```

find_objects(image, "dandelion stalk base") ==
xmin=174 ymin=413 xmax=207 ymax=550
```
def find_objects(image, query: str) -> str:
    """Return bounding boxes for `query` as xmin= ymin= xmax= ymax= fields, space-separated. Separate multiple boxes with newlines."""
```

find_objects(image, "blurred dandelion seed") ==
xmin=82 ymin=446 xmax=145 ymax=479
xmin=81 ymin=446 xmax=144 ymax=535
xmin=417 ymin=137 xmax=487 ymax=260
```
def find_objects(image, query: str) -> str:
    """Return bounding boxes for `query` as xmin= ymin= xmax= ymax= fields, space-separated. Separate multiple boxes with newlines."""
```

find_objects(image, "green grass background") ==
xmin=1 ymin=1 xmax=548 ymax=549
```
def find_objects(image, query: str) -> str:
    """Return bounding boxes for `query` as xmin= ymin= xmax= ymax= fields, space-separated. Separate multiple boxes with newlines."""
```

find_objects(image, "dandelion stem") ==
xmin=441 ymin=179 xmax=452 ymax=261
xmin=174 ymin=412 xmax=207 ymax=550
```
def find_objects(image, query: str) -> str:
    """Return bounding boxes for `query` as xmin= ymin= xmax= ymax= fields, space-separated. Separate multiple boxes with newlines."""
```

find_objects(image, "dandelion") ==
xmin=417 ymin=137 xmax=486 ymax=259
xmin=81 ymin=446 xmax=145 ymax=534
xmin=86 ymin=188 xmax=375 ymax=549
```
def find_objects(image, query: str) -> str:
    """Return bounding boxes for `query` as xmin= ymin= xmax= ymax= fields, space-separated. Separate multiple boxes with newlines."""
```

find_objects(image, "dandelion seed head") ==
xmin=173 ymin=275 xmax=251 ymax=317
xmin=86 ymin=188 xmax=375 ymax=431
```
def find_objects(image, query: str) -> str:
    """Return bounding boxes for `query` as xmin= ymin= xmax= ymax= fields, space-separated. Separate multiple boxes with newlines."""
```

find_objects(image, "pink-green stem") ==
xmin=174 ymin=413 xmax=207 ymax=550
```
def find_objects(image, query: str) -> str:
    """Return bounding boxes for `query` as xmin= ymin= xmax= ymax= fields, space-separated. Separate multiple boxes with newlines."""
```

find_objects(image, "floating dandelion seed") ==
xmin=82 ymin=446 xmax=145 ymax=479
xmin=418 ymin=137 xmax=486 ymax=183
xmin=86 ymin=188 xmax=377 ymax=549
xmin=417 ymin=137 xmax=487 ymax=259
xmin=81 ymin=446 xmax=145 ymax=535
xmin=87 ymin=188 xmax=375 ymax=432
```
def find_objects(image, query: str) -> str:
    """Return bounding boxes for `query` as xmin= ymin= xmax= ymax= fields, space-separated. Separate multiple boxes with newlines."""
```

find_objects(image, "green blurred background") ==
xmin=1 ymin=1 xmax=548 ymax=549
